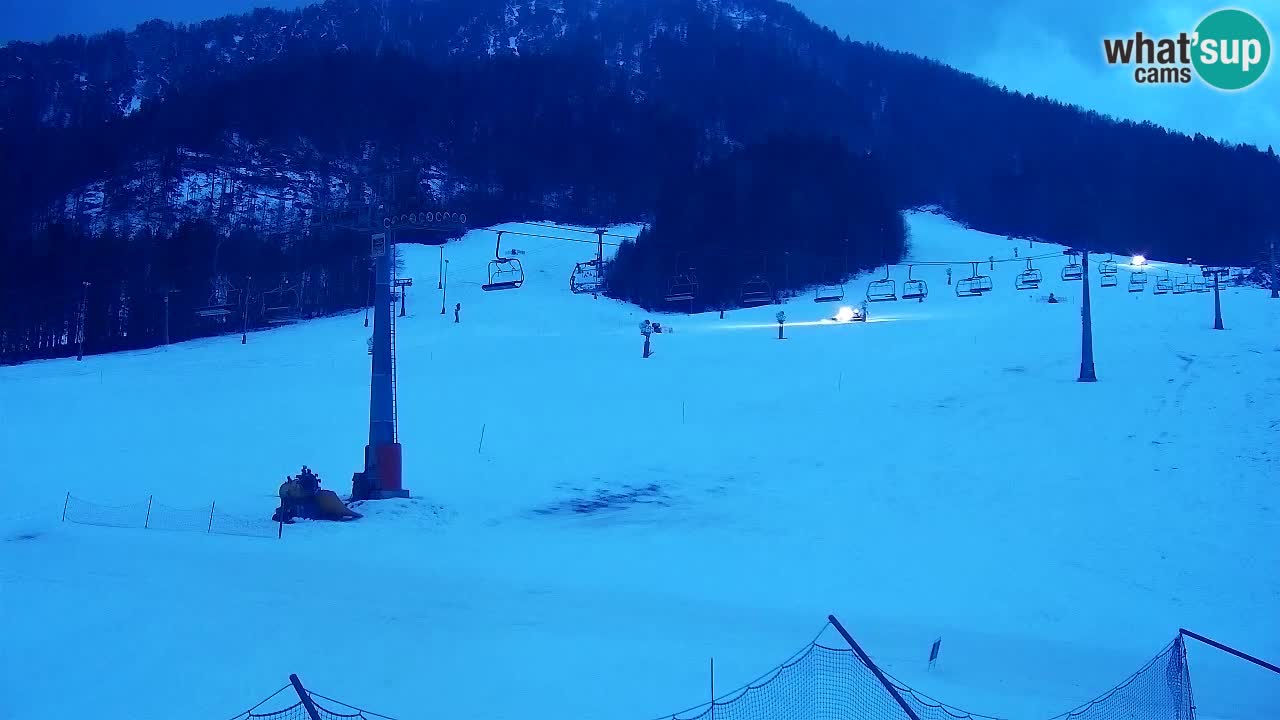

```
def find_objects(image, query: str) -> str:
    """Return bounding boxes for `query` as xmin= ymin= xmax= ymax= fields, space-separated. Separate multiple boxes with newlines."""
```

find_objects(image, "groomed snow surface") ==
xmin=1 ymin=212 xmax=1277 ymax=720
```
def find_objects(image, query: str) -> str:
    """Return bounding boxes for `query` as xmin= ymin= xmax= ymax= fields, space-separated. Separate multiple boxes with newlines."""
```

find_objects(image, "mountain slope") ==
xmin=1 ymin=213 xmax=1277 ymax=719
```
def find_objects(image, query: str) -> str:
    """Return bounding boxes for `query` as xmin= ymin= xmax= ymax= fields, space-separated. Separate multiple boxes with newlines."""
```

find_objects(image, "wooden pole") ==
xmin=1180 ymin=628 xmax=1280 ymax=675
xmin=289 ymin=674 xmax=322 ymax=720
xmin=828 ymin=615 xmax=921 ymax=720
xmin=144 ymin=495 xmax=153 ymax=529
xmin=61 ymin=492 xmax=70 ymax=522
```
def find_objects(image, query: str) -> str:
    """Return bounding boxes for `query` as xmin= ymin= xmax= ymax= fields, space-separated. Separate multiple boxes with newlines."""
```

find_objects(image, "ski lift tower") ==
xmin=313 ymin=203 xmax=467 ymax=501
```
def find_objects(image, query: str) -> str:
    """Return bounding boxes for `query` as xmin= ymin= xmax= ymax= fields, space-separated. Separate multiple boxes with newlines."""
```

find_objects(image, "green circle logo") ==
xmin=1192 ymin=8 xmax=1271 ymax=90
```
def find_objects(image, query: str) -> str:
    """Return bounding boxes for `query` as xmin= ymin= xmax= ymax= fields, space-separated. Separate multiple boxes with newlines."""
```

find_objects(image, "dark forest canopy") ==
xmin=3 ymin=0 xmax=1278 ymax=265
xmin=608 ymin=134 xmax=905 ymax=311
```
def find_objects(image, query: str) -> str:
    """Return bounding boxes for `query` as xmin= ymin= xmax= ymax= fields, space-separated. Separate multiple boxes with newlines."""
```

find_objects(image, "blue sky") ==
xmin=2 ymin=0 xmax=1276 ymax=149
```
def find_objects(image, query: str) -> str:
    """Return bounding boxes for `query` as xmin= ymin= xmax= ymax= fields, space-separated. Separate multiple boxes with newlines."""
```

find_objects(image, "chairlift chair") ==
xmin=740 ymin=275 xmax=773 ymax=307
xmin=1191 ymin=276 xmax=1209 ymax=293
xmin=570 ymin=229 xmax=608 ymax=295
xmin=1173 ymin=277 xmax=1191 ymax=294
xmin=261 ymin=287 xmax=301 ymax=324
xmin=902 ymin=265 xmax=928 ymax=300
xmin=1128 ymin=271 xmax=1148 ymax=293
xmin=813 ymin=259 xmax=846 ymax=302
xmin=1062 ymin=253 xmax=1083 ymax=281
xmin=482 ymin=231 xmax=525 ymax=292
xmin=196 ymin=296 xmax=237 ymax=319
xmin=195 ymin=306 xmax=233 ymax=319
xmin=865 ymin=266 xmax=897 ymax=302
xmin=570 ymin=260 xmax=605 ymax=295
xmin=663 ymin=251 xmax=700 ymax=303
xmin=195 ymin=282 xmax=242 ymax=320
xmin=1099 ymin=255 xmax=1118 ymax=287
xmin=1015 ymin=260 xmax=1042 ymax=290
xmin=816 ymin=241 xmax=851 ymax=303
xmin=956 ymin=262 xmax=993 ymax=297
xmin=814 ymin=281 xmax=845 ymax=303
xmin=1154 ymin=274 xmax=1172 ymax=295
xmin=665 ymin=272 xmax=698 ymax=303
xmin=1099 ymin=255 xmax=1118 ymax=276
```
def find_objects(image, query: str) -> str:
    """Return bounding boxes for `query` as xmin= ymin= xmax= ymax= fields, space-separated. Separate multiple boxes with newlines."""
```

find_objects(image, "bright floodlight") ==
xmin=1132 ymin=255 xmax=1147 ymax=266
xmin=835 ymin=306 xmax=856 ymax=322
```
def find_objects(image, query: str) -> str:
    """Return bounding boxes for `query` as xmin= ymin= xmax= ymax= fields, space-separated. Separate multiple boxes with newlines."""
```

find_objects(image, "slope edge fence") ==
xmin=225 ymin=617 xmax=1279 ymax=720
xmin=62 ymin=492 xmax=282 ymax=539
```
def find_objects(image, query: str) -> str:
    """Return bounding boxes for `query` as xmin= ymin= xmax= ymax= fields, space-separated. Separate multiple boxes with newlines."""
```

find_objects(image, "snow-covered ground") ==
xmin=1 ymin=213 xmax=1277 ymax=720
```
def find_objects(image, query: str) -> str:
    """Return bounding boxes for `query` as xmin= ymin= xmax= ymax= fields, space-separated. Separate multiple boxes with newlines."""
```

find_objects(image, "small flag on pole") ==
xmin=928 ymin=638 xmax=942 ymax=669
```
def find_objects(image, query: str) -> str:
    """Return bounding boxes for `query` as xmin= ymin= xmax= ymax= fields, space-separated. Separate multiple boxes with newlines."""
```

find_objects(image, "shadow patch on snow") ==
xmin=534 ymin=483 xmax=670 ymax=517
xmin=6 ymin=531 xmax=41 ymax=541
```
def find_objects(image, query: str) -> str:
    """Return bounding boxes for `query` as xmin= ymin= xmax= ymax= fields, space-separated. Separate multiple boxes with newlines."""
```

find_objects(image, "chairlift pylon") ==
xmin=482 ymin=231 xmax=525 ymax=292
xmin=902 ymin=265 xmax=928 ymax=300
xmin=1015 ymin=259 xmax=1042 ymax=291
xmin=956 ymin=262 xmax=993 ymax=297
xmin=865 ymin=266 xmax=897 ymax=302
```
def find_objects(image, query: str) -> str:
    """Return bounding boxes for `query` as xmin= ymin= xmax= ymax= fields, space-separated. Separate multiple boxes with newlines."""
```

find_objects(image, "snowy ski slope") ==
xmin=1 ymin=212 xmax=1277 ymax=720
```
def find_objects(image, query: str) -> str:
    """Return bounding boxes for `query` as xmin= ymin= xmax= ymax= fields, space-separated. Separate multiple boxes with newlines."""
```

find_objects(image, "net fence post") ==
xmin=61 ymin=492 xmax=70 ymax=522
xmin=289 ymin=674 xmax=322 ymax=720
xmin=207 ymin=502 xmax=216 ymax=533
xmin=710 ymin=656 xmax=715 ymax=720
xmin=828 ymin=614 xmax=921 ymax=720
xmin=1178 ymin=634 xmax=1196 ymax=720
xmin=144 ymin=495 xmax=153 ymax=529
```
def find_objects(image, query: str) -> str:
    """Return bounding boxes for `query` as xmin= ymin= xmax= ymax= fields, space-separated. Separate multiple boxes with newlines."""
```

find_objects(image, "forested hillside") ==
xmin=2 ymin=0 xmax=1276 ymax=362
